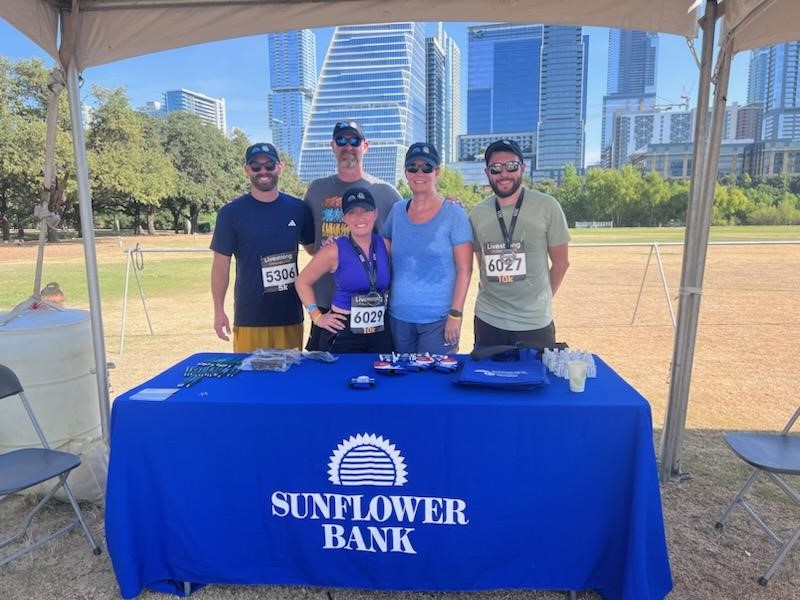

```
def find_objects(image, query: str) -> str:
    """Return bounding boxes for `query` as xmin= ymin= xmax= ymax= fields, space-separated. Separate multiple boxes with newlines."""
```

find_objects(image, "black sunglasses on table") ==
xmin=334 ymin=136 xmax=363 ymax=147
xmin=406 ymin=163 xmax=435 ymax=174
xmin=487 ymin=160 xmax=522 ymax=175
xmin=248 ymin=161 xmax=278 ymax=172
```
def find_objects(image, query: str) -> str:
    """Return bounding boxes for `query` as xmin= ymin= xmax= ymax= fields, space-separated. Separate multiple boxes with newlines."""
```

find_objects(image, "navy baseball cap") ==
xmin=332 ymin=120 xmax=364 ymax=139
xmin=341 ymin=187 xmax=376 ymax=213
xmin=405 ymin=143 xmax=440 ymax=168
xmin=484 ymin=139 xmax=524 ymax=165
xmin=245 ymin=143 xmax=280 ymax=164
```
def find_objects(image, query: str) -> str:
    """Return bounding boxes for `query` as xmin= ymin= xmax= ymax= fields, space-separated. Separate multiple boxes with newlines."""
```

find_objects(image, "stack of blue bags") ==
xmin=455 ymin=346 xmax=549 ymax=391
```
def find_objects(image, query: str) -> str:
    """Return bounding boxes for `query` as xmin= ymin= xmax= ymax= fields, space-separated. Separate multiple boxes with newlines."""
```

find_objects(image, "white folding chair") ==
xmin=0 ymin=364 xmax=101 ymax=565
xmin=714 ymin=406 xmax=800 ymax=585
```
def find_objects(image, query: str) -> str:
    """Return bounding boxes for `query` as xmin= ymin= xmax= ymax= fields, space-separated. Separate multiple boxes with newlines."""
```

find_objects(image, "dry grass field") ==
xmin=1 ymin=232 xmax=799 ymax=599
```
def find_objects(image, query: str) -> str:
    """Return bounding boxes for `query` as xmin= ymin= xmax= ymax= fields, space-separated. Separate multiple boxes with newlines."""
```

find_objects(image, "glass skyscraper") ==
xmin=466 ymin=24 xmax=541 ymax=137
xmin=536 ymin=26 xmax=589 ymax=171
xmin=601 ymin=29 xmax=658 ymax=166
xmin=425 ymin=24 xmax=461 ymax=165
xmin=163 ymin=89 xmax=227 ymax=133
xmin=268 ymin=30 xmax=316 ymax=167
xmin=299 ymin=23 xmax=427 ymax=184
xmin=747 ymin=47 xmax=770 ymax=105
xmin=763 ymin=41 xmax=800 ymax=141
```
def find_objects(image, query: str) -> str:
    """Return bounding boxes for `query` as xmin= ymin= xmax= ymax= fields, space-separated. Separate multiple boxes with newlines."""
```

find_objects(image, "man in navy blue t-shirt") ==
xmin=211 ymin=143 xmax=314 ymax=351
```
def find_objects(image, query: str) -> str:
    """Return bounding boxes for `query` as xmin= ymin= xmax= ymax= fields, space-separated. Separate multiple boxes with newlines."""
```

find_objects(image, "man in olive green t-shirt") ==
xmin=469 ymin=139 xmax=570 ymax=349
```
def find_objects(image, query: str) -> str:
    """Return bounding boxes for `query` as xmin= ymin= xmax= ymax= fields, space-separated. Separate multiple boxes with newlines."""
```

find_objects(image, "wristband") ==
xmin=448 ymin=314 xmax=462 ymax=321
xmin=311 ymin=311 xmax=323 ymax=324
xmin=306 ymin=303 xmax=319 ymax=314
xmin=448 ymin=309 xmax=463 ymax=318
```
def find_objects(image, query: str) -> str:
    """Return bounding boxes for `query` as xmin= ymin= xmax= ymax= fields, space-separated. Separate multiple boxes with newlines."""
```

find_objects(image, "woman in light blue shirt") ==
xmin=381 ymin=143 xmax=473 ymax=354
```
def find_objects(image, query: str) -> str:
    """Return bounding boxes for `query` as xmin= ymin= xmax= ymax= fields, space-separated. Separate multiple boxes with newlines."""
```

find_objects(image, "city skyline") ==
xmin=0 ymin=19 xmax=752 ymax=165
xmin=298 ymin=23 xmax=427 ymax=184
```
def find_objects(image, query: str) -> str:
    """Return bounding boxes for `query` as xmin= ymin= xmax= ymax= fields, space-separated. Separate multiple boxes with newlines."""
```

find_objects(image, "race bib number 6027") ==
xmin=483 ymin=241 xmax=526 ymax=283
xmin=260 ymin=251 xmax=297 ymax=293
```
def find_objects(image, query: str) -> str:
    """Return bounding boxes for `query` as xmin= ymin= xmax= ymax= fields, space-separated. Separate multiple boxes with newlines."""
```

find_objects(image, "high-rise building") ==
xmin=466 ymin=23 xmax=542 ymax=137
xmin=747 ymin=47 xmax=770 ymax=104
xmin=536 ymin=26 xmax=589 ymax=171
xmin=268 ymin=30 xmax=317 ymax=166
xmin=163 ymin=89 xmax=227 ymax=133
xmin=601 ymin=29 xmax=658 ymax=166
xmin=763 ymin=41 xmax=800 ymax=141
xmin=138 ymin=101 xmax=165 ymax=120
xmin=426 ymin=24 xmax=461 ymax=164
xmin=426 ymin=34 xmax=446 ymax=160
xmin=299 ymin=23 xmax=426 ymax=185
xmin=613 ymin=102 xmax=763 ymax=168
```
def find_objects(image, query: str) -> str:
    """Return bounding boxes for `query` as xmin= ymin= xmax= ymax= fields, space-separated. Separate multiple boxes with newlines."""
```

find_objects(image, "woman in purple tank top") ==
xmin=296 ymin=187 xmax=393 ymax=354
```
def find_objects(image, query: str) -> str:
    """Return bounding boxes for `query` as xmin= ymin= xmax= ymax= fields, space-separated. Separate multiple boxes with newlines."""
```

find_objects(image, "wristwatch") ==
xmin=448 ymin=309 xmax=463 ymax=318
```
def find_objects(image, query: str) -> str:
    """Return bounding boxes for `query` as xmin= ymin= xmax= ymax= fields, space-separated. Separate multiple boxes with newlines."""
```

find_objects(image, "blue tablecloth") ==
xmin=106 ymin=353 xmax=671 ymax=600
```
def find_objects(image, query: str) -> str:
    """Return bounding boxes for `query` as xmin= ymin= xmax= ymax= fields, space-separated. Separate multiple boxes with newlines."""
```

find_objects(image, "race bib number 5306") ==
xmin=260 ymin=252 xmax=297 ymax=293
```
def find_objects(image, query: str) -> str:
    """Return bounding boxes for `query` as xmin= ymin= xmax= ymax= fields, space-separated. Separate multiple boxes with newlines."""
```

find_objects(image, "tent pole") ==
xmin=65 ymin=61 xmax=111 ymax=441
xmin=660 ymin=0 xmax=732 ymax=482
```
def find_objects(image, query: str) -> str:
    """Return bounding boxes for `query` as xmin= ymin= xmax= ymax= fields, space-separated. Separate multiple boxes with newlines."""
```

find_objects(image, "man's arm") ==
xmin=548 ymin=243 xmax=569 ymax=296
xmin=211 ymin=251 xmax=232 ymax=341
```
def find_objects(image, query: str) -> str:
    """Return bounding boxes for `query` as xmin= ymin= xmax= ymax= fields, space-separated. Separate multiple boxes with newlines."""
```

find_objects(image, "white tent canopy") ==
xmin=3 ymin=0 xmax=700 ymax=70
xmin=1 ymin=0 xmax=799 ymax=482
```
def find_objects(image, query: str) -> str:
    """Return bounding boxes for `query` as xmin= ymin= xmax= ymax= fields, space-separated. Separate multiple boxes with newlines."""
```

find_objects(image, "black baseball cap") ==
xmin=405 ymin=143 xmax=440 ymax=168
xmin=245 ymin=143 xmax=280 ymax=164
xmin=332 ymin=120 xmax=364 ymax=139
xmin=484 ymin=139 xmax=524 ymax=165
xmin=341 ymin=187 xmax=376 ymax=213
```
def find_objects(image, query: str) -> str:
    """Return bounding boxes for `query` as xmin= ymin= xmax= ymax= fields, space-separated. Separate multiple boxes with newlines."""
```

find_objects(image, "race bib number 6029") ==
xmin=260 ymin=251 xmax=297 ymax=293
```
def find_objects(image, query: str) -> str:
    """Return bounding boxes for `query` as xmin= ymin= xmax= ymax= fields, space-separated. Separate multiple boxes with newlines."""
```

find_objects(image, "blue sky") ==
xmin=0 ymin=19 xmax=749 ymax=165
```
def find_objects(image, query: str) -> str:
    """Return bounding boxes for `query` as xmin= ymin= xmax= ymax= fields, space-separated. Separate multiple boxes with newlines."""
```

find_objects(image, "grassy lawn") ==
xmin=570 ymin=224 xmax=800 ymax=243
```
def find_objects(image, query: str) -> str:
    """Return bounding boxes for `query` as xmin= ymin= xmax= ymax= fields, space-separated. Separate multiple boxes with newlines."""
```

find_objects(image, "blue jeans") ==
xmin=389 ymin=315 xmax=455 ymax=354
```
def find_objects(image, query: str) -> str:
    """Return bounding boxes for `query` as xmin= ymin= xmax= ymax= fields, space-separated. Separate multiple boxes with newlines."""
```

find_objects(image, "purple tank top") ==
xmin=331 ymin=234 xmax=391 ymax=310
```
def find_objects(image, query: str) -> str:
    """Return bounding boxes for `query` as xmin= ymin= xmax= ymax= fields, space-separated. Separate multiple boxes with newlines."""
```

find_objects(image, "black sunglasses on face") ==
xmin=406 ymin=163 xmax=434 ymax=174
xmin=334 ymin=136 xmax=363 ymax=147
xmin=248 ymin=161 xmax=277 ymax=172
xmin=488 ymin=160 xmax=522 ymax=175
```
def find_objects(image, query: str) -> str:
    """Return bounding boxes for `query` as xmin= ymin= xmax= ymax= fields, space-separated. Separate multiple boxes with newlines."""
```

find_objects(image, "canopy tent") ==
xmin=1 ymin=1 xmax=798 ymax=483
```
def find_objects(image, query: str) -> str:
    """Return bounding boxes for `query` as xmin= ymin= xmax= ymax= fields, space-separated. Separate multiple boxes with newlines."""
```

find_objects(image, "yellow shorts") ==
xmin=233 ymin=324 xmax=303 ymax=353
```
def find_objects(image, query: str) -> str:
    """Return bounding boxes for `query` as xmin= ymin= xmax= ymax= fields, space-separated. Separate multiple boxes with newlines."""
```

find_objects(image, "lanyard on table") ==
xmin=494 ymin=189 xmax=525 ymax=250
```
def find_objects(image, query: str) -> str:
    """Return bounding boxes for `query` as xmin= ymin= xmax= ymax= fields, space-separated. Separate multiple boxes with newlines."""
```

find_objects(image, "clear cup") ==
xmin=568 ymin=360 xmax=587 ymax=393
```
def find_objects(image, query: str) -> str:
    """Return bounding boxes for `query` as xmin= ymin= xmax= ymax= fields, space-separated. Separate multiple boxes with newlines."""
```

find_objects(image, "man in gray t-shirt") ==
xmin=469 ymin=139 xmax=570 ymax=349
xmin=303 ymin=119 xmax=402 ymax=350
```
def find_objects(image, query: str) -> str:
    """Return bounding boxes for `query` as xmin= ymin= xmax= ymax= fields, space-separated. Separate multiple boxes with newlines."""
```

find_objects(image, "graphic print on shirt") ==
xmin=321 ymin=195 xmax=348 ymax=242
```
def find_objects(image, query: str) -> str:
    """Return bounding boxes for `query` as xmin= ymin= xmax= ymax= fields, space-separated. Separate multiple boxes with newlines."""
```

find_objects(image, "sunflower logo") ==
xmin=328 ymin=433 xmax=408 ymax=486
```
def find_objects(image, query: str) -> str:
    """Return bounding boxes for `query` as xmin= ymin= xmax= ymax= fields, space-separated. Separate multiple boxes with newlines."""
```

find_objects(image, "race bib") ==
xmin=350 ymin=292 xmax=386 ymax=334
xmin=483 ymin=241 xmax=526 ymax=283
xmin=260 ymin=251 xmax=297 ymax=293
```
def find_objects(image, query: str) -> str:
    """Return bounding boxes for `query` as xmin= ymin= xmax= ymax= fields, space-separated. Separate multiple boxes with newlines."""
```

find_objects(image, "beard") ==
xmin=337 ymin=151 xmax=360 ymax=169
xmin=489 ymin=175 xmax=522 ymax=199
xmin=250 ymin=172 xmax=278 ymax=192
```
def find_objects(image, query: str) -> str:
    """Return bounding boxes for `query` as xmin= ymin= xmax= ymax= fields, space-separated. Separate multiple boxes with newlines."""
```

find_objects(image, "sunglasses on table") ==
xmin=334 ymin=136 xmax=363 ymax=147
xmin=248 ymin=161 xmax=278 ymax=172
xmin=487 ymin=160 xmax=522 ymax=175
xmin=406 ymin=163 xmax=435 ymax=174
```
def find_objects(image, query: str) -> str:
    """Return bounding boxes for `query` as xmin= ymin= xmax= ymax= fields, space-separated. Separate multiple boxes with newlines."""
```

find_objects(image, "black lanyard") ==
xmin=494 ymin=189 xmax=525 ymax=250
xmin=348 ymin=234 xmax=379 ymax=293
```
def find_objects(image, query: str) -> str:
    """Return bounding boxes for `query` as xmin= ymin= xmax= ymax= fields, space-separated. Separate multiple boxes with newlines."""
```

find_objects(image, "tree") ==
xmin=160 ymin=111 xmax=243 ymax=232
xmin=0 ymin=57 xmax=74 ymax=240
xmin=87 ymin=86 xmax=176 ymax=234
